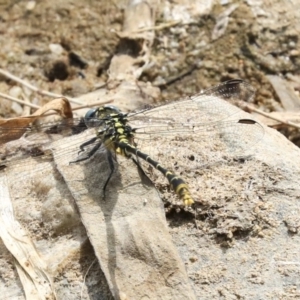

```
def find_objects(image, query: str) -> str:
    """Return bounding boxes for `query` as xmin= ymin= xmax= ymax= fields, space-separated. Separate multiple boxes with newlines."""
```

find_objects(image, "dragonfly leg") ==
xmin=78 ymin=137 xmax=98 ymax=154
xmin=69 ymin=140 xmax=102 ymax=164
xmin=102 ymin=150 xmax=115 ymax=198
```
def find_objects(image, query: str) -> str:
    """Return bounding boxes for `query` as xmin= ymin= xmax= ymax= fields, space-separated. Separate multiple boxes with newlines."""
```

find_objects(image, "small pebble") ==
xmin=220 ymin=0 xmax=230 ymax=5
xmin=290 ymin=50 xmax=299 ymax=57
xmin=26 ymin=1 xmax=36 ymax=11
xmin=11 ymin=102 xmax=23 ymax=115
xmin=189 ymin=256 xmax=198 ymax=263
xmin=9 ymin=86 xmax=22 ymax=98
xmin=49 ymin=43 xmax=64 ymax=56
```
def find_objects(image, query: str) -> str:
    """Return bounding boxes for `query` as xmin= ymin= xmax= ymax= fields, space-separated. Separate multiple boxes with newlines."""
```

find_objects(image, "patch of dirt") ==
xmin=1 ymin=0 xmax=300 ymax=299
xmin=1 ymin=1 xmax=299 ymax=116
xmin=0 ymin=0 xmax=122 ymax=116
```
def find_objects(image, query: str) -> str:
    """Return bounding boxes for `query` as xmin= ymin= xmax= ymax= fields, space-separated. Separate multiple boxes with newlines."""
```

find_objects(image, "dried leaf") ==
xmin=0 ymin=98 xmax=73 ymax=144
xmin=31 ymin=97 xmax=73 ymax=119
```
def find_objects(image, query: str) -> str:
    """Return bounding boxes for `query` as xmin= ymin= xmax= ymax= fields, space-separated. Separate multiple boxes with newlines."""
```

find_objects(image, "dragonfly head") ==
xmin=84 ymin=105 xmax=122 ymax=128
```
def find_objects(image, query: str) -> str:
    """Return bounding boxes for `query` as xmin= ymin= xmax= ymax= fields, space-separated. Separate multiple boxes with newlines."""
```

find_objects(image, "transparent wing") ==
xmin=129 ymin=79 xmax=254 ymax=127
xmin=0 ymin=79 xmax=263 ymax=178
xmin=0 ymin=117 xmax=90 ymax=170
xmin=128 ymin=79 xmax=263 ymax=154
xmin=0 ymin=80 xmax=264 ymax=171
xmin=0 ymin=79 xmax=265 ymax=218
xmin=0 ymin=117 xmax=87 ymax=143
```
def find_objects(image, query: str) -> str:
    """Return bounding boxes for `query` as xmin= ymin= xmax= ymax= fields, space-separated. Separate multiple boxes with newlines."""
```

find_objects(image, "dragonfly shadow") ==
xmin=54 ymin=139 xmax=160 ymax=298
xmin=54 ymin=145 xmax=122 ymax=297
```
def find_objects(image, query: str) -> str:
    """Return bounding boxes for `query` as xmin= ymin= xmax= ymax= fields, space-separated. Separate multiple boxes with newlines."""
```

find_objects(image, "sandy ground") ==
xmin=0 ymin=0 xmax=300 ymax=299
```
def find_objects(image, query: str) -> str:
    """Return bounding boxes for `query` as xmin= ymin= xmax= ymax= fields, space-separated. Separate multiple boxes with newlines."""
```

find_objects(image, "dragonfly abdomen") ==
xmin=119 ymin=141 xmax=194 ymax=206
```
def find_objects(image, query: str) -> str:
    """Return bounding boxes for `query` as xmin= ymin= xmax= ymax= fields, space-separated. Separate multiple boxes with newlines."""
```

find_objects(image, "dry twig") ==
xmin=134 ymin=20 xmax=181 ymax=32
xmin=244 ymin=103 xmax=300 ymax=130
xmin=0 ymin=68 xmax=82 ymax=105
xmin=0 ymin=92 xmax=40 ymax=109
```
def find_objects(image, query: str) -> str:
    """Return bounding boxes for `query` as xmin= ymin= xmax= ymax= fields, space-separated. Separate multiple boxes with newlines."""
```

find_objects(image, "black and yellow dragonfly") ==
xmin=0 ymin=79 xmax=264 ymax=206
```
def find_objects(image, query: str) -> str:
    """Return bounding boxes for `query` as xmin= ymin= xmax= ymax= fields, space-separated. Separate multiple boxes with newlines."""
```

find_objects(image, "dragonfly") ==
xmin=0 ymin=79 xmax=264 ymax=206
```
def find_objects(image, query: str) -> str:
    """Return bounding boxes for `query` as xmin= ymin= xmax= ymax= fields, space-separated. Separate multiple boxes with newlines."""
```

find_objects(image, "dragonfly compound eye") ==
xmin=84 ymin=109 xmax=101 ymax=128
xmin=85 ymin=108 xmax=97 ymax=120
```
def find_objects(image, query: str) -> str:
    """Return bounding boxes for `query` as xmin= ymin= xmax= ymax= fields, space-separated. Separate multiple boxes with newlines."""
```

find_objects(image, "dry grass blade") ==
xmin=241 ymin=102 xmax=300 ymax=130
xmin=0 ymin=92 xmax=41 ymax=109
xmin=0 ymin=68 xmax=82 ymax=105
xmin=0 ymin=175 xmax=56 ymax=300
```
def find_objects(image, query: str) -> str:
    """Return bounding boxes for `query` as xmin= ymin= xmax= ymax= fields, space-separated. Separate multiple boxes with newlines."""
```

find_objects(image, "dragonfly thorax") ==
xmin=90 ymin=107 xmax=135 ymax=158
